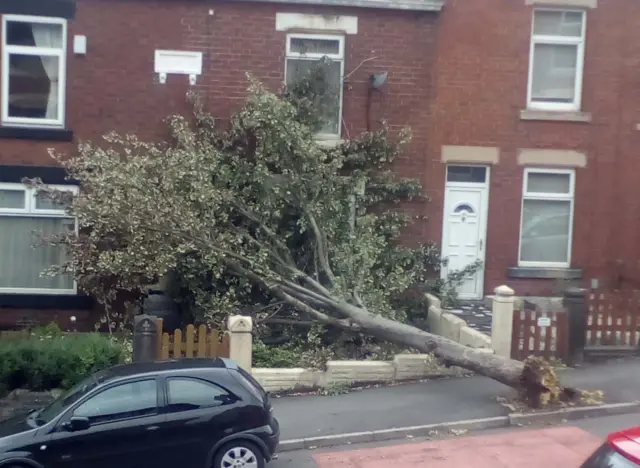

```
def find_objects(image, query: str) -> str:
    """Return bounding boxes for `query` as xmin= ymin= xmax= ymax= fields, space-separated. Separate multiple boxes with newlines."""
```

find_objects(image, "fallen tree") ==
xmin=35 ymin=68 xmax=581 ymax=407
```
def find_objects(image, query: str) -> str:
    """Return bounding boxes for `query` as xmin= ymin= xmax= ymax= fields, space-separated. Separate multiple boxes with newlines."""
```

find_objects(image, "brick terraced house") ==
xmin=429 ymin=0 xmax=638 ymax=300
xmin=0 ymin=0 xmax=634 ymax=328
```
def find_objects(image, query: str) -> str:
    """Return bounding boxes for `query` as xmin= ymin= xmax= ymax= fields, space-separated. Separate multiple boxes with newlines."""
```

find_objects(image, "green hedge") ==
xmin=0 ymin=326 xmax=125 ymax=394
xmin=252 ymin=339 xmax=301 ymax=368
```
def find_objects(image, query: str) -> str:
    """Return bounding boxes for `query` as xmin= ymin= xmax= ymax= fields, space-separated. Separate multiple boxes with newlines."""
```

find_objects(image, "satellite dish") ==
xmin=370 ymin=71 xmax=388 ymax=90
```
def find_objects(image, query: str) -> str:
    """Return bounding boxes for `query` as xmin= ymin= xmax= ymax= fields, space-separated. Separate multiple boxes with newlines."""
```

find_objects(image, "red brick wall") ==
xmin=0 ymin=1 xmax=439 ymax=321
xmin=10 ymin=0 xmax=638 ymax=304
xmin=0 ymin=0 xmax=438 ymax=168
xmin=429 ymin=0 xmax=640 ymax=296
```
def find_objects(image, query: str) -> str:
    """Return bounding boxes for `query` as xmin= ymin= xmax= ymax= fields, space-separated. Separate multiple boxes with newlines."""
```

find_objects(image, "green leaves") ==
xmin=0 ymin=328 xmax=124 ymax=392
xmin=47 ymin=62 xmax=455 ymax=331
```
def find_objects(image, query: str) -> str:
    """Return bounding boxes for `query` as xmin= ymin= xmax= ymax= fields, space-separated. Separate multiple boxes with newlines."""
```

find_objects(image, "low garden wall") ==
xmin=425 ymin=294 xmax=492 ymax=349
xmin=252 ymin=353 xmax=465 ymax=392
xmin=249 ymin=295 xmax=494 ymax=392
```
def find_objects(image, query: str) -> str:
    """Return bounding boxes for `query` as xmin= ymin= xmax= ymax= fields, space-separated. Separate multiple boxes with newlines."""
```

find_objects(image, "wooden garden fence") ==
xmin=586 ymin=291 xmax=640 ymax=350
xmin=511 ymin=307 xmax=569 ymax=362
xmin=154 ymin=319 xmax=230 ymax=360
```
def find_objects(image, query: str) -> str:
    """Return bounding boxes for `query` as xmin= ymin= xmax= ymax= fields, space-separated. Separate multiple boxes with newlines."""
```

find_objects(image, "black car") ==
xmin=0 ymin=358 xmax=279 ymax=468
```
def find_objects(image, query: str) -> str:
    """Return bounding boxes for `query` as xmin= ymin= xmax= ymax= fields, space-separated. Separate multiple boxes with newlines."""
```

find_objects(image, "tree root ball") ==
xmin=519 ymin=356 xmax=577 ymax=408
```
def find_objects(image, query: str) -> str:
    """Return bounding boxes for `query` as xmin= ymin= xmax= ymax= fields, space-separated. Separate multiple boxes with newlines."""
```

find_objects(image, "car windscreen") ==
xmin=35 ymin=375 xmax=99 ymax=425
xmin=582 ymin=443 xmax=640 ymax=468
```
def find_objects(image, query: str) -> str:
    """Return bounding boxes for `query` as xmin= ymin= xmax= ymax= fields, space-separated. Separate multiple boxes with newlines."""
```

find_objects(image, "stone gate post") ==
xmin=491 ymin=285 xmax=515 ymax=358
xmin=228 ymin=315 xmax=253 ymax=373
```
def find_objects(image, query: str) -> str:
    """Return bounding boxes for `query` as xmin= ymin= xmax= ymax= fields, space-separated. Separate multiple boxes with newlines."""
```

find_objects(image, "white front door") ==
xmin=441 ymin=165 xmax=489 ymax=300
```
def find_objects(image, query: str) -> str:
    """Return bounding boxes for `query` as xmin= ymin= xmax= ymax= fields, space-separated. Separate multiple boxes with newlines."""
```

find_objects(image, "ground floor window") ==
xmin=518 ymin=168 xmax=575 ymax=268
xmin=0 ymin=182 xmax=77 ymax=294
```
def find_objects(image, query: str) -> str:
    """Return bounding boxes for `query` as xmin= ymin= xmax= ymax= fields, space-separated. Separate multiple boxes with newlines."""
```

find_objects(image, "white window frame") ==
xmin=0 ymin=182 xmax=78 ymax=295
xmin=285 ymin=33 xmax=345 ymax=139
xmin=518 ymin=168 xmax=575 ymax=268
xmin=1 ymin=14 xmax=68 ymax=128
xmin=526 ymin=9 xmax=586 ymax=112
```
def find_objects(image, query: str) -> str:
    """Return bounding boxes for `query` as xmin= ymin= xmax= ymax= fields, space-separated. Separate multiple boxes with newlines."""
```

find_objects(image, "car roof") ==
xmin=608 ymin=427 xmax=640 ymax=465
xmin=94 ymin=358 xmax=238 ymax=383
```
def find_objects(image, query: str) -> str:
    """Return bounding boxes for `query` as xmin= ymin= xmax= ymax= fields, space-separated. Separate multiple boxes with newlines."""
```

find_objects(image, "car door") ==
xmin=155 ymin=376 xmax=240 ymax=468
xmin=43 ymin=377 xmax=166 ymax=468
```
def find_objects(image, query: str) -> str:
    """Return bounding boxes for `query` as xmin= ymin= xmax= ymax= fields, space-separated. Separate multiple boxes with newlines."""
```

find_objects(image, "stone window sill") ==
xmin=520 ymin=109 xmax=592 ymax=123
xmin=525 ymin=0 xmax=597 ymax=8
xmin=507 ymin=267 xmax=583 ymax=280
xmin=316 ymin=137 xmax=345 ymax=148
xmin=0 ymin=126 xmax=74 ymax=142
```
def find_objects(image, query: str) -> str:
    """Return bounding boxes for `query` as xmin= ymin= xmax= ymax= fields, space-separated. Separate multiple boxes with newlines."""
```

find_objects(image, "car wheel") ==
xmin=214 ymin=440 xmax=265 ymax=468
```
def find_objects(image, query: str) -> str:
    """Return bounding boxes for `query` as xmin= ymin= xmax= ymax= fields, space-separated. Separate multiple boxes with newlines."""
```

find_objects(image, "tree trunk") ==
xmin=338 ymin=303 xmax=578 ymax=408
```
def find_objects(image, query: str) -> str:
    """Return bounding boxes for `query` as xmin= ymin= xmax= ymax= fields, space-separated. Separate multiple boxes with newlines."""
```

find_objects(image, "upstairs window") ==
xmin=0 ymin=183 xmax=77 ymax=294
xmin=1 ymin=15 xmax=67 ymax=127
xmin=527 ymin=10 xmax=586 ymax=112
xmin=285 ymin=34 xmax=344 ymax=138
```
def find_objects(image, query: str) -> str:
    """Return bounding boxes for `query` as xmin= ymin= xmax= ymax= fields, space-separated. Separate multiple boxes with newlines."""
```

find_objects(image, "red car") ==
xmin=581 ymin=427 xmax=640 ymax=467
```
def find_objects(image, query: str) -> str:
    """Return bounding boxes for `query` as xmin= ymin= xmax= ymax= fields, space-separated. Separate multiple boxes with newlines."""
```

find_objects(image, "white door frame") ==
xmin=440 ymin=165 xmax=491 ymax=300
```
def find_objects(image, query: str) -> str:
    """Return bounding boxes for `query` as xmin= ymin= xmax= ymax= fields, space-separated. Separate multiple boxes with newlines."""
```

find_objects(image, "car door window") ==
xmin=166 ymin=378 xmax=232 ymax=412
xmin=73 ymin=379 xmax=157 ymax=425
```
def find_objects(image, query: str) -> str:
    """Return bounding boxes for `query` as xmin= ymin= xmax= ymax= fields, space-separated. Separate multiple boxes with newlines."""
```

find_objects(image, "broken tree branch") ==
xmin=344 ymin=56 xmax=379 ymax=82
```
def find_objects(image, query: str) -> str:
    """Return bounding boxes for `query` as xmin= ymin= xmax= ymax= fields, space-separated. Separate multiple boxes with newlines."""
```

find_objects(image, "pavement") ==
xmin=312 ymin=426 xmax=599 ymax=467
xmin=272 ymin=357 xmax=640 ymax=441
xmin=270 ymin=413 xmax=640 ymax=468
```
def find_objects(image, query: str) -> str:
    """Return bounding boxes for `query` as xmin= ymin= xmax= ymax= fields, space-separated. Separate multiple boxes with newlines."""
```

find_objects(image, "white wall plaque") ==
xmin=73 ymin=35 xmax=87 ymax=55
xmin=537 ymin=316 xmax=551 ymax=328
xmin=154 ymin=50 xmax=203 ymax=76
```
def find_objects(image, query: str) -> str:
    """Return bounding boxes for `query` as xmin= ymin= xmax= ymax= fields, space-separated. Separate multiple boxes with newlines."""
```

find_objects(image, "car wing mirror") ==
xmin=214 ymin=394 xmax=238 ymax=405
xmin=64 ymin=416 xmax=90 ymax=432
